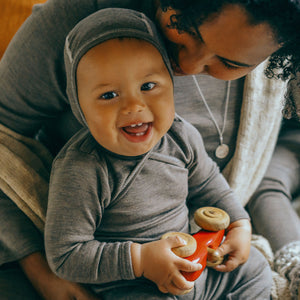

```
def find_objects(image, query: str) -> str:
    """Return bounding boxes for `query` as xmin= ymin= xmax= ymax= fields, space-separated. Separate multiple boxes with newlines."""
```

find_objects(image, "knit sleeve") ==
xmin=0 ymin=0 xmax=97 ymax=136
xmin=45 ymin=150 xmax=135 ymax=284
xmin=0 ymin=190 xmax=44 ymax=265
xmin=180 ymin=118 xmax=249 ymax=223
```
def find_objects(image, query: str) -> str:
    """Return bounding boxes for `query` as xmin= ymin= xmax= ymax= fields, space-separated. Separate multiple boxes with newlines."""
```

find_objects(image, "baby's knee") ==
xmin=243 ymin=246 xmax=272 ymax=283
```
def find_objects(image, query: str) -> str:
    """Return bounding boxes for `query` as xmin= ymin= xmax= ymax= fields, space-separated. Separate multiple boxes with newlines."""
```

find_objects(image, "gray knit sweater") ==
xmin=45 ymin=115 xmax=248 ymax=291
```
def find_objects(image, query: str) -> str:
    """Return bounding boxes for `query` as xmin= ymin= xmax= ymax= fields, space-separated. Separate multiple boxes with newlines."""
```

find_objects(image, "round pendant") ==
xmin=215 ymin=144 xmax=229 ymax=159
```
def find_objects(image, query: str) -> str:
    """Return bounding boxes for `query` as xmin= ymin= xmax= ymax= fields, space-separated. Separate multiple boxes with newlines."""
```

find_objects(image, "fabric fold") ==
xmin=0 ymin=124 xmax=53 ymax=231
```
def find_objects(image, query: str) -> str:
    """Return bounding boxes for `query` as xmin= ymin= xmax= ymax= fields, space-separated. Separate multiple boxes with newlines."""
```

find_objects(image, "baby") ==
xmin=45 ymin=8 xmax=272 ymax=299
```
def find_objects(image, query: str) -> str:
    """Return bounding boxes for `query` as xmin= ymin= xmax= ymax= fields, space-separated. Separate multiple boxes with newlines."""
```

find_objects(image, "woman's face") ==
xmin=156 ymin=4 xmax=281 ymax=80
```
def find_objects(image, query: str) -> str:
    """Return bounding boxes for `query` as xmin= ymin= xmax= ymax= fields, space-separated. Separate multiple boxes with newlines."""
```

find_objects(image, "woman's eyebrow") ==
xmin=194 ymin=27 xmax=255 ymax=68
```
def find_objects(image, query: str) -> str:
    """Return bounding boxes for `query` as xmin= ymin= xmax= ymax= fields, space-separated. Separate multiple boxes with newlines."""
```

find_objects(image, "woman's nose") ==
xmin=121 ymin=95 xmax=146 ymax=114
xmin=180 ymin=47 xmax=215 ymax=74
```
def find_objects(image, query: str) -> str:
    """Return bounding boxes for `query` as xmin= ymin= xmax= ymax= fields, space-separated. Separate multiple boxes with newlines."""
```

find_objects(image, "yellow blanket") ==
xmin=0 ymin=124 xmax=52 ymax=231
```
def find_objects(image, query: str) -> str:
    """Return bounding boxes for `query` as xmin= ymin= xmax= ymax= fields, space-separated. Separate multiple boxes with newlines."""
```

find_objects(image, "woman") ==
xmin=0 ymin=0 xmax=299 ymax=299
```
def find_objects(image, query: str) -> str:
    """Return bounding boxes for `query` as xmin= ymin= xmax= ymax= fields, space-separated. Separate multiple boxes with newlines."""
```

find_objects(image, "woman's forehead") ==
xmin=199 ymin=5 xmax=280 ymax=66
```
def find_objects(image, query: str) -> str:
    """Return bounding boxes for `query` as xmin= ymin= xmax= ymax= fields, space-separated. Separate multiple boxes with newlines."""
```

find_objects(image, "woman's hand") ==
xmin=38 ymin=277 xmax=100 ymax=300
xmin=213 ymin=219 xmax=252 ymax=272
xmin=37 ymin=276 xmax=100 ymax=300
xmin=131 ymin=236 xmax=202 ymax=295
xmin=19 ymin=252 xmax=100 ymax=300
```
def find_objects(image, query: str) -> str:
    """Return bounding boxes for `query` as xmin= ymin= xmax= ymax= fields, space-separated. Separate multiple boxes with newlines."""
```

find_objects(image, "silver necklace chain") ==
xmin=192 ymin=75 xmax=231 ymax=158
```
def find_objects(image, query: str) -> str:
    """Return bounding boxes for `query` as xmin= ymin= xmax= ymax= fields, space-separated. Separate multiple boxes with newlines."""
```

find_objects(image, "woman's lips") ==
xmin=121 ymin=122 xmax=153 ymax=143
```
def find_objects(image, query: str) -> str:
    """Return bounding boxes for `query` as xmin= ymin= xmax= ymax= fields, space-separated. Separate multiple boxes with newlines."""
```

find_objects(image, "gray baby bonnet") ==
xmin=64 ymin=8 xmax=172 ymax=127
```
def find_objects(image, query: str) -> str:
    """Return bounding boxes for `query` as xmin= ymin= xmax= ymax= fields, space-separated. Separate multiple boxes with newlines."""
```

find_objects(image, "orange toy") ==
xmin=162 ymin=207 xmax=230 ymax=282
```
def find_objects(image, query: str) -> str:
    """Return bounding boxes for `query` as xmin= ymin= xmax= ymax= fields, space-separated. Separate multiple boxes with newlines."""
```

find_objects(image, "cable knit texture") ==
xmin=274 ymin=241 xmax=300 ymax=300
xmin=222 ymin=60 xmax=287 ymax=206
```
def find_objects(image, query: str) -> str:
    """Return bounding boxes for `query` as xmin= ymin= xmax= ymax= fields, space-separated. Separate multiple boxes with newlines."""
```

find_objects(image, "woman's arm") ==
xmin=0 ymin=190 xmax=99 ymax=299
xmin=0 ymin=190 xmax=44 ymax=265
xmin=0 ymin=0 xmax=97 ymax=136
xmin=20 ymin=252 xmax=100 ymax=300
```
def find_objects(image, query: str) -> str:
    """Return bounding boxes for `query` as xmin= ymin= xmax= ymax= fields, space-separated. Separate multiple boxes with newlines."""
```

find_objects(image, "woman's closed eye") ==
xmin=219 ymin=58 xmax=240 ymax=70
xmin=221 ymin=59 xmax=241 ymax=70
xmin=141 ymin=82 xmax=156 ymax=91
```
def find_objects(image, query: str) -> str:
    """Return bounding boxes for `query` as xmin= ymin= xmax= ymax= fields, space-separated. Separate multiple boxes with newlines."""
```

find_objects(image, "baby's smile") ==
xmin=121 ymin=122 xmax=153 ymax=142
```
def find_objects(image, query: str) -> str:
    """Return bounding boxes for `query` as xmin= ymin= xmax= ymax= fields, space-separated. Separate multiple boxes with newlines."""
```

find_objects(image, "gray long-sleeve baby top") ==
xmin=45 ymin=115 xmax=248 ymax=292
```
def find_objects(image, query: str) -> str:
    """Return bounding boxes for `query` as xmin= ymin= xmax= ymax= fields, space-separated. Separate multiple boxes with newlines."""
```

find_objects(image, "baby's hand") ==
xmin=131 ymin=236 xmax=202 ymax=295
xmin=213 ymin=219 xmax=252 ymax=272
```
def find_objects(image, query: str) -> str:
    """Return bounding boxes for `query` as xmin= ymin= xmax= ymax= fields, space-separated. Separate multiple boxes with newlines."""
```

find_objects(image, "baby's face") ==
xmin=77 ymin=38 xmax=174 ymax=156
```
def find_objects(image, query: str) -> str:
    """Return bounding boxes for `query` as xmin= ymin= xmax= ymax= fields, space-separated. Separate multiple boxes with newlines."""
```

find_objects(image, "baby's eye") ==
xmin=141 ymin=82 xmax=156 ymax=91
xmin=100 ymin=91 xmax=118 ymax=100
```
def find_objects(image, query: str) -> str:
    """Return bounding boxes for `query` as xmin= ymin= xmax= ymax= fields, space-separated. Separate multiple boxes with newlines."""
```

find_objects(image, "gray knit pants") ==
xmin=0 ymin=247 xmax=271 ymax=300
xmin=100 ymin=247 xmax=272 ymax=300
xmin=247 ymin=139 xmax=300 ymax=252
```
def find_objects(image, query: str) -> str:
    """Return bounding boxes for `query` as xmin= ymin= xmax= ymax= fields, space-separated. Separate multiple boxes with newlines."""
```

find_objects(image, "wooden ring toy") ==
xmin=194 ymin=207 xmax=230 ymax=231
xmin=161 ymin=232 xmax=197 ymax=258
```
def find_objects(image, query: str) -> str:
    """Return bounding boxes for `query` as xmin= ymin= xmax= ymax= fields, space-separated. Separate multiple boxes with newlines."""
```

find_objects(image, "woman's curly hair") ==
xmin=159 ymin=0 xmax=300 ymax=120
xmin=159 ymin=0 xmax=300 ymax=80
